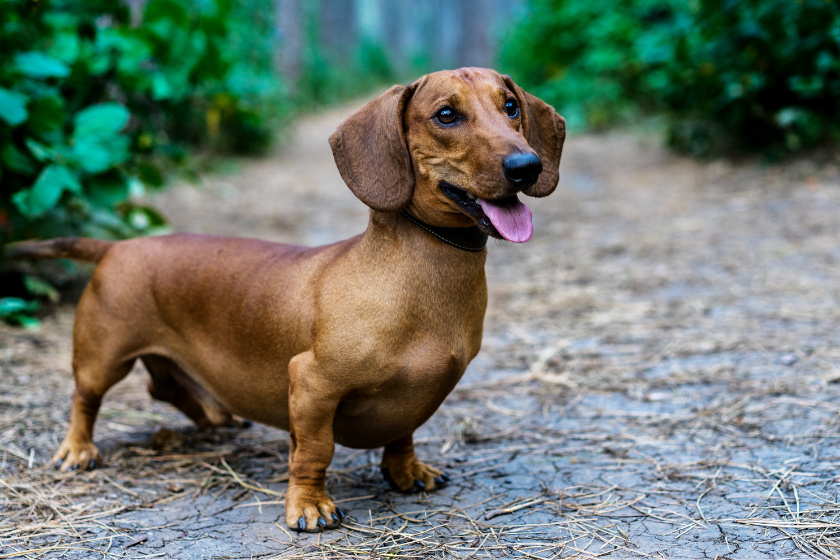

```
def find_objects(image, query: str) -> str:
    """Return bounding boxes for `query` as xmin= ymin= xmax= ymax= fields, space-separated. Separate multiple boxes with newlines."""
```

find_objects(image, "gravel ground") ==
xmin=2 ymin=103 xmax=840 ymax=559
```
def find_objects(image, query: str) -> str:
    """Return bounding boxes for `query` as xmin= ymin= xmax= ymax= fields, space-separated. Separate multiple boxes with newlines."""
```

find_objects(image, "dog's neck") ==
xmin=361 ymin=211 xmax=488 ymax=270
xmin=356 ymin=211 xmax=487 ymax=321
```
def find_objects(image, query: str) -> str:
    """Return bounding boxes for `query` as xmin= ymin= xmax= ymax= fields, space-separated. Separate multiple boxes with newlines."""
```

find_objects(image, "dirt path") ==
xmin=2 ymin=103 xmax=840 ymax=559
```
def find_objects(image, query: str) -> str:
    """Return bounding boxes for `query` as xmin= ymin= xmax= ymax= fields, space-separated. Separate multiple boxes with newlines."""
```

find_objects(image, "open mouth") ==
xmin=440 ymin=181 xmax=533 ymax=243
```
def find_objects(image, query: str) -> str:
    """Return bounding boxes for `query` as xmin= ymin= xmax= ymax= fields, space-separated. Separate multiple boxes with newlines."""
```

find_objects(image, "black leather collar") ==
xmin=400 ymin=210 xmax=488 ymax=252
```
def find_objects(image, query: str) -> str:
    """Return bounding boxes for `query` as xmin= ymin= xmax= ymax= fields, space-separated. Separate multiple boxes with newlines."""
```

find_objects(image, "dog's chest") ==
xmin=317 ymin=242 xmax=487 ymax=448
xmin=332 ymin=338 xmax=470 ymax=448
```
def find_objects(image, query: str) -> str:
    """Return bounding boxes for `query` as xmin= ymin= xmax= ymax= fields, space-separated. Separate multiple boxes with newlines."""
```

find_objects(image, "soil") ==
xmin=2 ymin=103 xmax=840 ymax=559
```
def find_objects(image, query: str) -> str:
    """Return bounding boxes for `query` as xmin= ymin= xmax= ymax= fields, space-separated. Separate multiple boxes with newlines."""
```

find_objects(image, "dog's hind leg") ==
xmin=52 ymin=353 xmax=134 ymax=472
xmin=142 ymin=355 xmax=251 ymax=430
xmin=53 ymin=287 xmax=141 ymax=472
xmin=142 ymin=355 xmax=214 ymax=430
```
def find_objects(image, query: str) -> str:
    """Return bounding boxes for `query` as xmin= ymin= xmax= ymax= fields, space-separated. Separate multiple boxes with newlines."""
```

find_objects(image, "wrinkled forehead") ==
xmin=410 ymin=68 xmax=511 ymax=111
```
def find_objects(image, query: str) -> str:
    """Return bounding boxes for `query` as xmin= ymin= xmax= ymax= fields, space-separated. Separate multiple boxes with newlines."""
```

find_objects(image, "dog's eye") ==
xmin=435 ymin=107 xmax=457 ymax=125
xmin=505 ymin=99 xmax=519 ymax=118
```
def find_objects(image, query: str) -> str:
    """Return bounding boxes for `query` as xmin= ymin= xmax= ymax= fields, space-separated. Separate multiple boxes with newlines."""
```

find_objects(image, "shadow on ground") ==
xmin=2 ymin=104 xmax=840 ymax=558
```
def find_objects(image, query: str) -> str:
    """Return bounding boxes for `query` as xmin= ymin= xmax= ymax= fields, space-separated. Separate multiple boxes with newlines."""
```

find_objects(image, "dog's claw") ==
xmin=55 ymin=459 xmax=63 ymax=470
xmin=331 ymin=512 xmax=339 ymax=524
xmin=440 ymin=473 xmax=450 ymax=483
xmin=240 ymin=420 xmax=253 ymax=429
xmin=88 ymin=459 xmax=96 ymax=470
xmin=317 ymin=517 xmax=327 ymax=528
xmin=434 ymin=476 xmax=447 ymax=487
xmin=336 ymin=507 xmax=345 ymax=519
xmin=413 ymin=479 xmax=425 ymax=492
xmin=380 ymin=467 xmax=400 ymax=491
xmin=297 ymin=517 xmax=306 ymax=532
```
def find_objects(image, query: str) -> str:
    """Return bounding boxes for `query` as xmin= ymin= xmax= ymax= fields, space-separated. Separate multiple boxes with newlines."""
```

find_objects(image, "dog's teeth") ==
xmin=466 ymin=193 xmax=476 ymax=200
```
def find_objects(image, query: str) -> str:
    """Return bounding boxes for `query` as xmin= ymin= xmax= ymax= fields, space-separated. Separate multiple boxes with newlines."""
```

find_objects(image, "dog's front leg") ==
xmin=286 ymin=351 xmax=344 ymax=532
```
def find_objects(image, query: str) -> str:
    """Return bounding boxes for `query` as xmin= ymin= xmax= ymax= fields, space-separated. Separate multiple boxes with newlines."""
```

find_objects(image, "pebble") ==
xmin=777 ymin=353 xmax=799 ymax=366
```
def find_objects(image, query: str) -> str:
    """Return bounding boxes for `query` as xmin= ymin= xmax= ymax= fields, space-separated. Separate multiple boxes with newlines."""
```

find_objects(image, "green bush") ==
xmin=659 ymin=0 xmax=840 ymax=155
xmin=500 ymin=0 xmax=687 ymax=131
xmin=501 ymin=0 xmax=840 ymax=155
xmin=294 ymin=27 xmax=395 ymax=108
xmin=0 ymin=0 xmax=284 ymax=323
xmin=0 ymin=0 xmax=282 ymax=250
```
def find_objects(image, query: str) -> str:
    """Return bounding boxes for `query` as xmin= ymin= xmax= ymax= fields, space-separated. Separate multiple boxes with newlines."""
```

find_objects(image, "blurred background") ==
xmin=0 ymin=0 xmax=838 ymax=325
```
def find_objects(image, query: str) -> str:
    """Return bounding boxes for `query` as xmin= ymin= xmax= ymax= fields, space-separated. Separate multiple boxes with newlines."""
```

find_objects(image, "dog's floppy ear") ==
xmin=503 ymin=75 xmax=566 ymax=198
xmin=329 ymin=84 xmax=416 ymax=211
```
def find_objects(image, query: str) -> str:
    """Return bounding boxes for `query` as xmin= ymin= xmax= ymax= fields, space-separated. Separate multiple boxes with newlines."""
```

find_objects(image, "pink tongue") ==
xmin=478 ymin=195 xmax=533 ymax=243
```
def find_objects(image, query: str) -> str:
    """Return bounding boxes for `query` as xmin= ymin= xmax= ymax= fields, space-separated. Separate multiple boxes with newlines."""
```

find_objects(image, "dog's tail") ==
xmin=5 ymin=238 xmax=115 ymax=264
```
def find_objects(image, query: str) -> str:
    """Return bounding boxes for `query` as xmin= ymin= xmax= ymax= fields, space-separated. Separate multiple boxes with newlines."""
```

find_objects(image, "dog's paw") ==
xmin=52 ymin=439 xmax=101 ymax=472
xmin=380 ymin=459 xmax=450 ymax=493
xmin=285 ymin=485 xmax=344 ymax=533
xmin=229 ymin=415 xmax=252 ymax=429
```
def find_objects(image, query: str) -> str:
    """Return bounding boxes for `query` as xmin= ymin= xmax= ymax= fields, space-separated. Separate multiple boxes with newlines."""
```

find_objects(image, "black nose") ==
xmin=503 ymin=152 xmax=542 ymax=189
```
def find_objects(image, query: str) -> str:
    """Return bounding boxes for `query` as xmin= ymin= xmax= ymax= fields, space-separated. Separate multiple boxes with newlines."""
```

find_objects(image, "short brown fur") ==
xmin=13 ymin=68 xmax=564 ymax=532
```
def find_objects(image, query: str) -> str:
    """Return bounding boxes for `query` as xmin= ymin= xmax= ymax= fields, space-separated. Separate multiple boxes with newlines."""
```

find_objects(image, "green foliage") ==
xmin=0 ymin=297 xmax=41 ymax=329
xmin=0 ymin=0 xmax=283 ymax=252
xmin=295 ymin=37 xmax=396 ymax=108
xmin=291 ymin=3 xmax=396 ymax=109
xmin=659 ymin=0 xmax=840 ymax=156
xmin=501 ymin=0 xmax=840 ymax=155
xmin=0 ymin=272 xmax=62 ymax=328
xmin=500 ymin=0 xmax=688 ymax=131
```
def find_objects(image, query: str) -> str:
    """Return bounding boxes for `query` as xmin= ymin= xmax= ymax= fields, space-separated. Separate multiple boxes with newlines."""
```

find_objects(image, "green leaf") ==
xmin=12 ymin=164 xmax=81 ymax=217
xmin=26 ymin=94 xmax=65 ymax=139
xmin=69 ymin=138 xmax=112 ymax=174
xmin=137 ymin=163 xmax=164 ymax=187
xmin=83 ymin=208 xmax=134 ymax=238
xmin=41 ymin=163 xmax=81 ymax=192
xmin=151 ymin=73 xmax=173 ymax=100
xmin=11 ymin=314 xmax=41 ymax=329
xmin=24 ymin=275 xmax=59 ymax=303
xmin=70 ymin=105 xmax=131 ymax=173
xmin=49 ymin=32 xmax=80 ymax=65
xmin=0 ymin=300 xmax=41 ymax=327
xmin=144 ymin=0 xmax=189 ymax=26
xmin=25 ymin=138 xmax=55 ymax=162
xmin=0 ymin=298 xmax=30 ymax=316
xmin=70 ymin=135 xmax=130 ymax=174
xmin=86 ymin=174 xmax=130 ymax=208
xmin=13 ymin=51 xmax=71 ymax=79
xmin=73 ymin=103 xmax=130 ymax=139
xmin=88 ymin=52 xmax=112 ymax=75
xmin=2 ymin=144 xmax=36 ymax=175
xmin=0 ymin=87 xmax=29 ymax=126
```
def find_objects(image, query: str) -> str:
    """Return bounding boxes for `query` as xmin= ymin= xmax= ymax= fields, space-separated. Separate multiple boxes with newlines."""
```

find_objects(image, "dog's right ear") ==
xmin=329 ymin=84 xmax=416 ymax=212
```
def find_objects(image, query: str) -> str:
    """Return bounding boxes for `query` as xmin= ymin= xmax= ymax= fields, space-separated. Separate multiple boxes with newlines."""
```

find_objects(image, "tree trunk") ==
xmin=275 ymin=0 xmax=303 ymax=82
xmin=319 ymin=0 xmax=357 ymax=63
xmin=458 ymin=0 xmax=493 ymax=68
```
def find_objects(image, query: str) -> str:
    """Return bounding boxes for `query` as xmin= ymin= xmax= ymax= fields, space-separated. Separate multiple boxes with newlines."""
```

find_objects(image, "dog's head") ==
xmin=329 ymin=68 xmax=565 ymax=243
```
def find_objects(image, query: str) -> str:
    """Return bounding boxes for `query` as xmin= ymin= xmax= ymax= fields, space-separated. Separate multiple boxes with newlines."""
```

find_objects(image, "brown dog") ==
xmin=11 ymin=68 xmax=564 ymax=532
